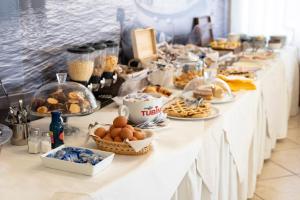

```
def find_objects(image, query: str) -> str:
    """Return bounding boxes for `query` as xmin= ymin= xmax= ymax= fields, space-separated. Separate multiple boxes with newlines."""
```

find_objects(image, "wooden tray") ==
xmin=131 ymin=28 xmax=157 ymax=62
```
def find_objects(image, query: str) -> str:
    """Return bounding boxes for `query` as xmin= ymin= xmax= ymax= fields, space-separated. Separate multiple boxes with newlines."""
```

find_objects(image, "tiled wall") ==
xmin=0 ymin=0 xmax=228 ymax=109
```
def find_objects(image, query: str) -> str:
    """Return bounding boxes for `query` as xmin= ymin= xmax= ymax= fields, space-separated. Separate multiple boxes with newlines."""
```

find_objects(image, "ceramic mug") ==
xmin=118 ymin=93 xmax=163 ymax=125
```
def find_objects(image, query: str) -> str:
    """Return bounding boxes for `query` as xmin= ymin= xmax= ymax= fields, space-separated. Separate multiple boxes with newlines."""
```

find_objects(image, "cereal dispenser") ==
xmin=66 ymin=45 xmax=95 ymax=85
xmin=88 ymin=42 xmax=107 ymax=92
xmin=90 ymin=40 xmax=124 ymax=105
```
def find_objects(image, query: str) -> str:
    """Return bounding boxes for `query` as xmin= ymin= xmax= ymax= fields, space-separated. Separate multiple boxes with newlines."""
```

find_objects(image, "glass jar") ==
xmin=103 ymin=41 xmax=119 ymax=73
xmin=173 ymin=58 xmax=204 ymax=89
xmin=88 ymin=42 xmax=107 ymax=92
xmin=147 ymin=64 xmax=174 ymax=87
xmin=28 ymin=128 xmax=40 ymax=154
xmin=204 ymin=63 xmax=218 ymax=84
xmin=40 ymin=132 xmax=51 ymax=153
xmin=66 ymin=45 xmax=95 ymax=82
xmin=92 ymin=42 xmax=107 ymax=77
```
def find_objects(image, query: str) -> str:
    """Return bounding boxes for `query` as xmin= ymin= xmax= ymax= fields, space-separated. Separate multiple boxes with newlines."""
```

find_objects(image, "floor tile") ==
xmin=287 ymin=128 xmax=300 ymax=144
xmin=256 ymin=176 xmax=300 ymax=200
xmin=271 ymin=148 xmax=300 ymax=174
xmin=273 ymin=138 xmax=300 ymax=151
xmin=288 ymin=115 xmax=300 ymax=129
xmin=258 ymin=160 xmax=292 ymax=180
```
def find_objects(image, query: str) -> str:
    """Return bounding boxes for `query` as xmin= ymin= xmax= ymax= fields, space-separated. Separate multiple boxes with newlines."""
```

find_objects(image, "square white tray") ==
xmin=41 ymin=145 xmax=114 ymax=176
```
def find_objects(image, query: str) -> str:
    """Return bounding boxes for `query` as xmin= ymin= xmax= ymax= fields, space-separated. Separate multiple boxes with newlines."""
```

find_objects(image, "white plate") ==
xmin=41 ymin=145 xmax=114 ymax=176
xmin=209 ymin=94 xmax=235 ymax=104
xmin=182 ymin=91 xmax=235 ymax=104
xmin=166 ymin=107 xmax=220 ymax=121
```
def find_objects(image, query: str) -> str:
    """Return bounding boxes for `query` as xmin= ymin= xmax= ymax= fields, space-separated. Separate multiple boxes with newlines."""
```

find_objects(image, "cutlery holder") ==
xmin=11 ymin=123 xmax=30 ymax=146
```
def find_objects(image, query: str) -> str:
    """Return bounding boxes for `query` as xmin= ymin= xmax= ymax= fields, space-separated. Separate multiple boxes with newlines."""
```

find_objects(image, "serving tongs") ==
xmin=176 ymin=94 xmax=205 ymax=108
xmin=186 ymin=96 xmax=204 ymax=108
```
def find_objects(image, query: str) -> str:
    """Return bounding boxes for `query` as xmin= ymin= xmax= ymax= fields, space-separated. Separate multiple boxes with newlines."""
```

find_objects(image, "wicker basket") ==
xmin=91 ymin=136 xmax=151 ymax=156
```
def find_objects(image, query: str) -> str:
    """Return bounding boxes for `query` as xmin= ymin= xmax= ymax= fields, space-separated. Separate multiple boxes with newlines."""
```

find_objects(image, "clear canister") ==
xmin=173 ymin=58 xmax=204 ymax=89
xmin=66 ymin=45 xmax=95 ymax=82
xmin=103 ymin=41 xmax=119 ymax=72
xmin=28 ymin=128 xmax=40 ymax=154
xmin=92 ymin=42 xmax=106 ymax=77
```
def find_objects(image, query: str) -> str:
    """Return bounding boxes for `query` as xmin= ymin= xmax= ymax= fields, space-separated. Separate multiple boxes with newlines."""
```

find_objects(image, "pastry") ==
xmin=193 ymin=86 xmax=213 ymax=100
xmin=212 ymin=85 xmax=224 ymax=98
xmin=120 ymin=128 xmax=133 ymax=140
xmin=143 ymin=85 xmax=172 ymax=97
xmin=47 ymin=98 xmax=58 ymax=105
xmin=113 ymin=116 xmax=128 ymax=128
xmin=143 ymin=86 xmax=157 ymax=93
xmin=174 ymin=71 xmax=203 ymax=89
xmin=82 ymin=100 xmax=91 ymax=108
xmin=103 ymin=134 xmax=113 ymax=141
xmin=50 ymin=89 xmax=67 ymax=102
xmin=32 ymin=89 xmax=94 ymax=115
xmin=69 ymin=103 xmax=80 ymax=113
xmin=37 ymin=106 xmax=48 ymax=114
xmin=68 ymin=99 xmax=79 ymax=104
xmin=68 ymin=91 xmax=84 ymax=101
xmin=133 ymin=131 xmax=145 ymax=140
xmin=125 ymin=124 xmax=134 ymax=132
xmin=94 ymin=127 xmax=106 ymax=138
xmin=110 ymin=128 xmax=122 ymax=138
xmin=157 ymin=86 xmax=172 ymax=97
xmin=130 ymin=137 xmax=138 ymax=141
xmin=163 ymin=99 xmax=211 ymax=118
xmin=210 ymin=40 xmax=241 ymax=50
xmin=93 ymin=116 xmax=148 ymax=143
xmin=217 ymin=74 xmax=256 ymax=91
xmin=104 ymin=55 xmax=118 ymax=72
xmin=114 ymin=136 xmax=123 ymax=142
xmin=218 ymin=69 xmax=255 ymax=79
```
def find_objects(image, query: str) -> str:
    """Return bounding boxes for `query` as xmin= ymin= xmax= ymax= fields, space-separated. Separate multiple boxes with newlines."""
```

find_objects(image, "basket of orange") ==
xmin=89 ymin=116 xmax=153 ymax=155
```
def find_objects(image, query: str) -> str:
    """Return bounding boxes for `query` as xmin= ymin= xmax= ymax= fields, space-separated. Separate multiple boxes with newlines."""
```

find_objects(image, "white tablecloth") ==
xmin=0 ymin=47 xmax=298 ymax=200
xmin=1 ymin=110 xmax=210 ymax=200
xmin=173 ymin=46 xmax=299 ymax=200
xmin=280 ymin=46 xmax=299 ymax=116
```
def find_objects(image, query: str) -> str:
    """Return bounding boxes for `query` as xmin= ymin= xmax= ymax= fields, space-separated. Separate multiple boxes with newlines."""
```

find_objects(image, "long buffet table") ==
xmin=0 ymin=46 xmax=299 ymax=200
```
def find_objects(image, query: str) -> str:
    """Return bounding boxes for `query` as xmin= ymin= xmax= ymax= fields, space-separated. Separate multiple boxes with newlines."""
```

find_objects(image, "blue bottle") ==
xmin=49 ymin=111 xmax=64 ymax=149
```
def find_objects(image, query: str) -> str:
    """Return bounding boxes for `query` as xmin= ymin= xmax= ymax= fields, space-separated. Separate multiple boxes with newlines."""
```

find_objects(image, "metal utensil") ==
xmin=196 ymin=97 xmax=204 ymax=107
xmin=21 ymin=106 xmax=28 ymax=123
xmin=8 ymin=107 xmax=17 ymax=124
xmin=18 ymin=99 xmax=23 ymax=111
xmin=135 ymin=112 xmax=167 ymax=129
xmin=11 ymin=123 xmax=29 ymax=146
xmin=17 ymin=111 xmax=22 ymax=124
